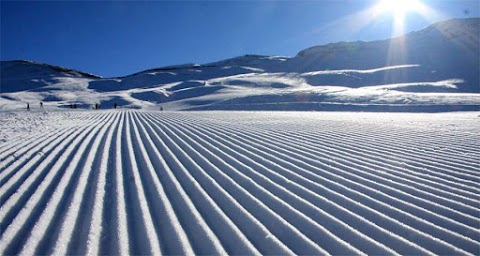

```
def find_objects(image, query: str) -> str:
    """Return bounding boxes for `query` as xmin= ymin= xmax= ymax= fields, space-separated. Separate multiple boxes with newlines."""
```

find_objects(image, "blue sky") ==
xmin=1 ymin=0 xmax=478 ymax=77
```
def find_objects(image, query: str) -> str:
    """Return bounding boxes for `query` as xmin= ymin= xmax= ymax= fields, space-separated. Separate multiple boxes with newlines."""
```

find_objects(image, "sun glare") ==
xmin=371 ymin=0 xmax=432 ymax=38
xmin=370 ymin=0 xmax=432 ymax=77
xmin=310 ymin=0 xmax=440 ymax=68
xmin=374 ymin=0 xmax=424 ymax=23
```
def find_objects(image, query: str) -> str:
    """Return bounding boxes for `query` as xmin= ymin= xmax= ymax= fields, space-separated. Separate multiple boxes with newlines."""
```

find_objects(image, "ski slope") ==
xmin=0 ymin=110 xmax=479 ymax=255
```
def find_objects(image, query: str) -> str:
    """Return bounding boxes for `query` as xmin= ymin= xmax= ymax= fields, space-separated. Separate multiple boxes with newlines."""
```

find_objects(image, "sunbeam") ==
xmin=366 ymin=0 xmax=440 ymax=82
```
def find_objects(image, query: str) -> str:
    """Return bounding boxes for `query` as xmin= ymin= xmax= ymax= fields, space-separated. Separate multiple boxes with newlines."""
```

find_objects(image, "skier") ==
xmin=114 ymin=102 xmax=117 ymax=109
xmin=160 ymin=106 xmax=163 ymax=111
xmin=27 ymin=103 xmax=30 ymax=111
xmin=40 ymin=102 xmax=43 ymax=108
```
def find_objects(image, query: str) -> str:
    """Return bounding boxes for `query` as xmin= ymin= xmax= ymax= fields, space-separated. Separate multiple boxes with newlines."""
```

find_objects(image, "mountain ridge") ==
xmin=1 ymin=18 xmax=479 ymax=111
xmin=2 ymin=18 xmax=479 ymax=77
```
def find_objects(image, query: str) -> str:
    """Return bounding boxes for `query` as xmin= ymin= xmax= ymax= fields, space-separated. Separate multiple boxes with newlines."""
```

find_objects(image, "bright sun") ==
xmin=370 ymin=0 xmax=428 ymax=65
xmin=375 ymin=0 xmax=424 ymax=22
xmin=355 ymin=0 xmax=437 ymax=66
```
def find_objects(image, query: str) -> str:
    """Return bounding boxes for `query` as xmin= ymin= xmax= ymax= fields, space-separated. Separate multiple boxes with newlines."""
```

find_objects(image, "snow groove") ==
xmin=1 ymin=110 xmax=478 ymax=255
xmin=155 ymin=113 xmax=476 ymax=255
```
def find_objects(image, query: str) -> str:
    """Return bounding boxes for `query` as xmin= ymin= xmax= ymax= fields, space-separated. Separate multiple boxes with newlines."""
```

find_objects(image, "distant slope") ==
xmin=291 ymin=18 xmax=479 ymax=92
xmin=0 ymin=60 xmax=99 ymax=93
xmin=1 ymin=18 xmax=479 ymax=111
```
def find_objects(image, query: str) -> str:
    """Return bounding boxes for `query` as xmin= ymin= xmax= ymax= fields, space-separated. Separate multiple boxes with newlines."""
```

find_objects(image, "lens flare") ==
xmin=305 ymin=0 xmax=442 ymax=80
xmin=370 ymin=0 xmax=435 ymax=73
xmin=373 ymin=0 xmax=432 ymax=36
xmin=374 ymin=0 xmax=424 ymax=23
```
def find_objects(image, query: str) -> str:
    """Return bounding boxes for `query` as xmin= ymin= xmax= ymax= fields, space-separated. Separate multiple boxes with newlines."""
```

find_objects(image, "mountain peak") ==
xmin=1 ymin=60 xmax=101 ymax=79
xmin=297 ymin=18 xmax=479 ymax=59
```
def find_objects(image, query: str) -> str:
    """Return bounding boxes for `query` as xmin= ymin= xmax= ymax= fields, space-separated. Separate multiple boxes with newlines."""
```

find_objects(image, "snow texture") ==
xmin=0 ymin=110 xmax=479 ymax=255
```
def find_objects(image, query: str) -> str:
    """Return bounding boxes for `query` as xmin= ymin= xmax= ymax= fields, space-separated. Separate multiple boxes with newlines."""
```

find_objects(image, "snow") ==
xmin=0 ymin=110 xmax=479 ymax=255
xmin=1 ymin=18 xmax=479 ymax=253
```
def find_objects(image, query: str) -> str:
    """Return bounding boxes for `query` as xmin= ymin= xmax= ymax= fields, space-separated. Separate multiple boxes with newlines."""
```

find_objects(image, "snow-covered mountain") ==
xmin=1 ymin=18 xmax=479 ymax=111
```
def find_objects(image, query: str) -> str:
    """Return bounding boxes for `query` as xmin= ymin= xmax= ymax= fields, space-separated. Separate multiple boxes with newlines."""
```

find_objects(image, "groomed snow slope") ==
xmin=0 ymin=110 xmax=479 ymax=255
